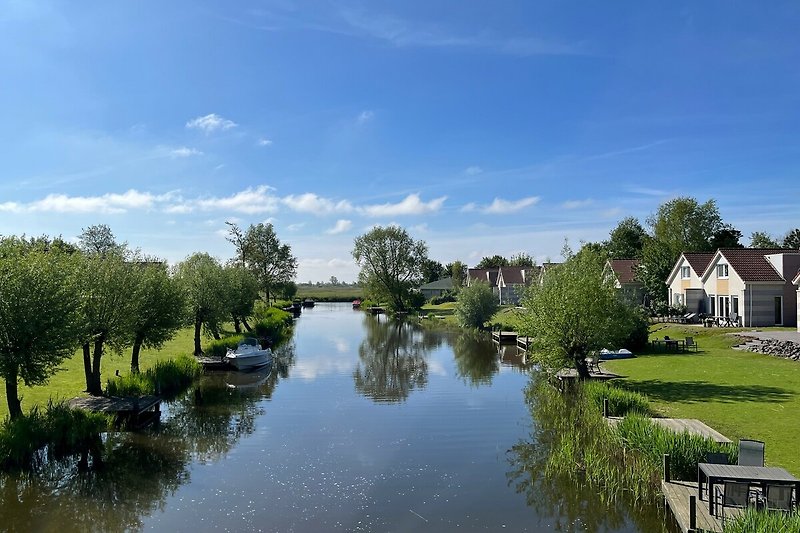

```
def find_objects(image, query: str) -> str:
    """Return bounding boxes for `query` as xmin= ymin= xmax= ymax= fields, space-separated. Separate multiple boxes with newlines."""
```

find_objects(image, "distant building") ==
xmin=419 ymin=277 xmax=454 ymax=299
xmin=605 ymin=259 xmax=645 ymax=304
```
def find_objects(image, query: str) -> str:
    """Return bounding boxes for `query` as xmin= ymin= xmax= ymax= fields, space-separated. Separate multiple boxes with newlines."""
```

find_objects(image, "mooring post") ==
xmin=603 ymin=398 xmax=609 ymax=418
xmin=689 ymin=495 xmax=697 ymax=531
xmin=663 ymin=454 xmax=671 ymax=482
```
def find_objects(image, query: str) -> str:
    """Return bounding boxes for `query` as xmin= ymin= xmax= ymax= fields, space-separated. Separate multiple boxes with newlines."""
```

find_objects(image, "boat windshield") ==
xmin=239 ymin=338 xmax=259 ymax=347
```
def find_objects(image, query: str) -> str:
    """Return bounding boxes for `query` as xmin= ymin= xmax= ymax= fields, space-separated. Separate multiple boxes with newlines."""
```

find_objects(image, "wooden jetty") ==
xmin=195 ymin=355 xmax=230 ymax=371
xmin=606 ymin=417 xmax=731 ymax=443
xmin=69 ymin=395 xmax=161 ymax=428
xmin=661 ymin=479 xmax=743 ymax=532
xmin=556 ymin=368 xmax=622 ymax=381
xmin=491 ymin=330 xmax=518 ymax=344
xmin=516 ymin=336 xmax=533 ymax=350
xmin=369 ymin=306 xmax=385 ymax=315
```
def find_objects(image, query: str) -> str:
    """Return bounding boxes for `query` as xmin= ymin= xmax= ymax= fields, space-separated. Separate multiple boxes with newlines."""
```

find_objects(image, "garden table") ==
xmin=697 ymin=463 xmax=800 ymax=515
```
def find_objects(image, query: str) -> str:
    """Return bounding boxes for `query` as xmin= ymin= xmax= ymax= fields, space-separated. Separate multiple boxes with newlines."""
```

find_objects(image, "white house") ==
xmin=665 ymin=252 xmax=715 ymax=312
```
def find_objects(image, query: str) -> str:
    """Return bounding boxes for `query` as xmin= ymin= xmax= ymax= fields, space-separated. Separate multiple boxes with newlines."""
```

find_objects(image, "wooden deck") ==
xmin=662 ymin=480 xmax=742 ymax=532
xmin=196 ymin=355 xmax=230 ymax=370
xmin=555 ymin=368 xmax=622 ymax=381
xmin=607 ymin=417 xmax=731 ymax=443
xmin=69 ymin=395 xmax=161 ymax=428
xmin=491 ymin=330 xmax=518 ymax=344
xmin=516 ymin=336 xmax=533 ymax=350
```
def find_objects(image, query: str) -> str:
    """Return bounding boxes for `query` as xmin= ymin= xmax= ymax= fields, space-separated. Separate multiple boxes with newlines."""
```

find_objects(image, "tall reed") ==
xmin=723 ymin=508 xmax=800 ymax=533
xmin=106 ymin=354 xmax=202 ymax=399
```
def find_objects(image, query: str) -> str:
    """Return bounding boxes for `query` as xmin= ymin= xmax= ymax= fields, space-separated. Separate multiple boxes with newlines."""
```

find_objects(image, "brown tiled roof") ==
xmin=683 ymin=252 xmax=715 ymax=276
xmin=717 ymin=248 xmax=787 ymax=282
xmin=498 ymin=266 xmax=531 ymax=285
xmin=467 ymin=268 xmax=499 ymax=286
xmin=609 ymin=259 xmax=640 ymax=284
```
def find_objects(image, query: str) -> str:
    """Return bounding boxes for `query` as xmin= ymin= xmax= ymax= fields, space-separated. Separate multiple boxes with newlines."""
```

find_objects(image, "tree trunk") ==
xmin=131 ymin=334 xmax=144 ymax=374
xmin=573 ymin=354 xmax=590 ymax=380
xmin=233 ymin=316 xmax=242 ymax=334
xmin=89 ymin=336 xmax=105 ymax=396
xmin=212 ymin=328 xmax=221 ymax=341
xmin=83 ymin=343 xmax=93 ymax=392
xmin=242 ymin=317 xmax=252 ymax=332
xmin=5 ymin=368 xmax=22 ymax=420
xmin=194 ymin=316 xmax=202 ymax=356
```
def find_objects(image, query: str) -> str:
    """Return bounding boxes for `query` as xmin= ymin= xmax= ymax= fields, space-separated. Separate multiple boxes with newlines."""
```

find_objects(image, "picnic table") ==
xmin=650 ymin=338 xmax=685 ymax=352
xmin=698 ymin=463 xmax=800 ymax=515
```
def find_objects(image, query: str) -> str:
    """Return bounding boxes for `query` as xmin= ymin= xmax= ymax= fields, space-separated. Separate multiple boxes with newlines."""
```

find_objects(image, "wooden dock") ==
xmin=662 ymin=479 xmax=742 ymax=532
xmin=491 ymin=330 xmax=518 ymax=344
xmin=195 ymin=355 xmax=230 ymax=370
xmin=556 ymin=368 xmax=622 ymax=381
xmin=69 ymin=395 xmax=161 ymax=428
xmin=516 ymin=336 xmax=533 ymax=350
xmin=368 ymin=306 xmax=385 ymax=315
xmin=607 ymin=417 xmax=732 ymax=443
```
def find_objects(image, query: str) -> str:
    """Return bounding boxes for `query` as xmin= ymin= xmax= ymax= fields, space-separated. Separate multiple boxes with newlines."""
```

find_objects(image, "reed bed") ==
xmin=106 ymin=355 xmax=201 ymax=399
xmin=723 ymin=507 xmax=800 ymax=532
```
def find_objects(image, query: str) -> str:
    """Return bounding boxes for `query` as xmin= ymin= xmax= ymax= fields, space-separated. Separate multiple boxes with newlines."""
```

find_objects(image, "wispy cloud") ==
xmin=0 ymin=189 xmax=177 ymax=215
xmin=465 ymin=166 xmax=483 ymax=175
xmin=287 ymin=222 xmax=305 ymax=231
xmin=461 ymin=196 xmax=540 ymax=214
xmin=626 ymin=186 xmax=671 ymax=196
xmin=326 ymin=219 xmax=352 ymax=234
xmin=360 ymin=193 xmax=446 ymax=217
xmin=282 ymin=193 xmax=354 ymax=215
xmin=562 ymin=198 xmax=593 ymax=209
xmin=257 ymin=138 xmax=273 ymax=147
xmin=585 ymin=140 xmax=669 ymax=161
xmin=186 ymin=113 xmax=237 ymax=134
xmin=169 ymin=146 xmax=203 ymax=158
xmin=357 ymin=110 xmax=374 ymax=124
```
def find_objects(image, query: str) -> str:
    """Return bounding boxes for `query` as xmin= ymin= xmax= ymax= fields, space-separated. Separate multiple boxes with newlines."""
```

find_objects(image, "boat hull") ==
xmin=225 ymin=350 xmax=273 ymax=370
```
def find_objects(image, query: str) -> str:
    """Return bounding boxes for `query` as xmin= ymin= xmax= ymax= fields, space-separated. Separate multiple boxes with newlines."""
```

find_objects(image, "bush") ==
xmin=455 ymin=281 xmax=498 ymax=328
xmin=584 ymin=381 xmax=653 ymax=417
xmin=429 ymin=291 xmax=457 ymax=305
xmin=622 ymin=307 xmax=651 ymax=352
xmin=0 ymin=400 xmax=110 ymax=470
xmin=106 ymin=355 xmax=202 ymax=399
xmin=404 ymin=291 xmax=427 ymax=311
xmin=252 ymin=307 xmax=294 ymax=345
xmin=205 ymin=335 xmax=246 ymax=358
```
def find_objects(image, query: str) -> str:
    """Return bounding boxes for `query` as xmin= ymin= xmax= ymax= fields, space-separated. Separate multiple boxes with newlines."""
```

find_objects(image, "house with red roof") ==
xmin=606 ymin=259 xmax=645 ymax=304
xmin=466 ymin=266 xmax=538 ymax=305
xmin=666 ymin=248 xmax=800 ymax=327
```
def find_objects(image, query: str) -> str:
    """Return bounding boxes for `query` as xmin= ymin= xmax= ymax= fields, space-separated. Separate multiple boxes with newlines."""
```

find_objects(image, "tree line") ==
xmin=0 ymin=222 xmax=297 ymax=419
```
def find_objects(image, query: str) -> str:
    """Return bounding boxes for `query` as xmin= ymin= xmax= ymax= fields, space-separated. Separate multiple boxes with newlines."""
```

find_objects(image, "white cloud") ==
xmin=257 ymin=138 xmax=273 ymax=147
xmin=193 ymin=186 xmax=280 ymax=214
xmin=462 ymin=196 xmax=540 ymax=214
xmin=410 ymin=223 xmax=429 ymax=233
xmin=0 ymin=189 xmax=176 ymax=215
xmin=185 ymin=113 xmax=237 ymax=134
xmin=357 ymin=110 xmax=374 ymax=124
xmin=602 ymin=207 xmax=623 ymax=218
xmin=282 ymin=193 xmax=353 ymax=215
xmin=360 ymin=193 xmax=446 ymax=217
xmin=465 ymin=166 xmax=483 ymax=175
xmin=170 ymin=146 xmax=203 ymax=158
xmin=562 ymin=198 xmax=593 ymax=209
xmin=287 ymin=223 xmax=305 ymax=231
xmin=326 ymin=219 xmax=352 ymax=234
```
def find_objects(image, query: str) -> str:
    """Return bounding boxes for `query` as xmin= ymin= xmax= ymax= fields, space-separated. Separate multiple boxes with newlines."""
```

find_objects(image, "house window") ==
xmin=681 ymin=266 xmax=690 ymax=279
xmin=716 ymin=264 xmax=729 ymax=278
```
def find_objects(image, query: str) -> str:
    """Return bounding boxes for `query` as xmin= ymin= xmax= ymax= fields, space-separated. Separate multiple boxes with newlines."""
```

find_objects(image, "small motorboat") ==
xmin=352 ymin=299 xmax=361 ymax=309
xmin=224 ymin=338 xmax=273 ymax=370
xmin=302 ymin=298 xmax=315 ymax=308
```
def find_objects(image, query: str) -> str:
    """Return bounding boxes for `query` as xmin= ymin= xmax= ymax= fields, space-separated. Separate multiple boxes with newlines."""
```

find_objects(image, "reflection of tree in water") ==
xmin=0 ymin=432 xmax=190 ymax=532
xmin=354 ymin=317 xmax=440 ymax=402
xmin=0 ymin=349 xmax=296 ymax=532
xmin=452 ymin=330 xmax=499 ymax=386
xmin=506 ymin=376 xmax=674 ymax=533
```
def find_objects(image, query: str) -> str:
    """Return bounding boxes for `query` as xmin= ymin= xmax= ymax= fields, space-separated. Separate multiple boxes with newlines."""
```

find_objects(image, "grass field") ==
xmin=295 ymin=285 xmax=363 ymax=301
xmin=603 ymin=324 xmax=800 ymax=475
xmin=0 ymin=327 xmax=200 ymax=420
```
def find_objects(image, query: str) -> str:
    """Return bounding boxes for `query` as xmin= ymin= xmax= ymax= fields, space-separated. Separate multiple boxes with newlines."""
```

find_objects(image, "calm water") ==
xmin=1 ymin=303 xmax=673 ymax=532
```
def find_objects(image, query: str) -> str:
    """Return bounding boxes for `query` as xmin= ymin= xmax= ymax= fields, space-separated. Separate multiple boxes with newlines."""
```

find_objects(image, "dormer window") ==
xmin=717 ymin=264 xmax=729 ymax=278
xmin=681 ymin=266 xmax=690 ymax=279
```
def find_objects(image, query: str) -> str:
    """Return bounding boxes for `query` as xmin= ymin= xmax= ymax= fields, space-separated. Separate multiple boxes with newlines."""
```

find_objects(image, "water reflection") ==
xmin=506 ymin=376 xmax=676 ymax=533
xmin=353 ymin=317 xmax=440 ymax=402
xmin=452 ymin=330 xmax=499 ymax=386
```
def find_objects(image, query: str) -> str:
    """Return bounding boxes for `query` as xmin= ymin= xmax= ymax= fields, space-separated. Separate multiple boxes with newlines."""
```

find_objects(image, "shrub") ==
xmin=205 ymin=335 xmax=246 ymax=358
xmin=429 ymin=291 xmax=457 ymax=305
xmin=622 ymin=308 xmax=650 ymax=352
xmin=584 ymin=381 xmax=653 ymax=417
xmin=0 ymin=400 xmax=110 ymax=470
xmin=723 ymin=508 xmax=800 ymax=533
xmin=252 ymin=307 xmax=294 ymax=345
xmin=106 ymin=355 xmax=202 ymax=399
xmin=455 ymin=281 xmax=498 ymax=329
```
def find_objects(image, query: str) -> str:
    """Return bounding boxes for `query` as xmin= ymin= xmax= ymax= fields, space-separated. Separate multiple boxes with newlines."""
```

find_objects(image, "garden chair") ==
xmin=685 ymin=337 xmax=698 ymax=352
xmin=585 ymin=356 xmax=601 ymax=374
xmin=705 ymin=452 xmax=729 ymax=465
xmin=765 ymin=484 xmax=795 ymax=511
xmin=714 ymin=481 xmax=751 ymax=518
xmin=738 ymin=439 xmax=765 ymax=467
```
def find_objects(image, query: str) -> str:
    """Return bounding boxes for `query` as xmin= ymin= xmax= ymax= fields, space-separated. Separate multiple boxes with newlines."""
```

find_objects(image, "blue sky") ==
xmin=1 ymin=1 xmax=799 ymax=281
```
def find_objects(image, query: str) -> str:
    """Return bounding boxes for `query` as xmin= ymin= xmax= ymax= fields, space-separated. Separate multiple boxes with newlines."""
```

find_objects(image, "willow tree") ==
xmin=352 ymin=226 xmax=427 ymax=312
xmin=175 ymin=253 xmax=230 ymax=355
xmin=224 ymin=264 xmax=259 ymax=333
xmin=519 ymin=247 xmax=639 ymax=379
xmin=226 ymin=222 xmax=297 ymax=302
xmin=0 ymin=238 xmax=82 ymax=418
xmin=128 ymin=261 xmax=187 ymax=373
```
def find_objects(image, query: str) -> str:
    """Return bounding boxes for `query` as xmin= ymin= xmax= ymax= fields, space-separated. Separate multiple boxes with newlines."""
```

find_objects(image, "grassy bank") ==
xmin=106 ymin=355 xmax=202 ymax=399
xmin=604 ymin=325 xmax=800 ymax=474
xmin=295 ymin=285 xmax=363 ymax=301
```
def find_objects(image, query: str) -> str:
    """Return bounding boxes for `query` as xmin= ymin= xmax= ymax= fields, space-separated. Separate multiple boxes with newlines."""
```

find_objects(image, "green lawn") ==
xmin=0 ymin=326 xmax=198 ymax=420
xmin=295 ymin=285 xmax=363 ymax=301
xmin=604 ymin=325 xmax=800 ymax=475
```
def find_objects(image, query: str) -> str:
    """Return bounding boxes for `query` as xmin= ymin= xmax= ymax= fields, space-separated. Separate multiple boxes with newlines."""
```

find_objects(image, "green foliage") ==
xmin=224 ymin=265 xmax=259 ymax=323
xmin=475 ymin=255 xmax=508 ymax=269
xmin=174 ymin=252 xmax=230 ymax=355
xmin=78 ymin=223 xmax=127 ymax=256
xmin=723 ymin=508 xmax=800 ymax=533
xmin=252 ymin=307 xmax=294 ymax=344
xmin=420 ymin=258 xmax=446 ymax=283
xmin=226 ymin=222 xmax=298 ymax=302
xmin=106 ymin=355 xmax=201 ymax=399
xmin=352 ymin=226 xmax=428 ymax=312
xmin=647 ymin=196 xmax=722 ymax=255
xmin=429 ymin=291 xmax=457 ymax=305
xmin=709 ymin=224 xmax=743 ymax=249
xmin=0 ymin=400 xmax=110 ymax=470
xmin=446 ymin=260 xmax=467 ymax=288
xmin=783 ymin=228 xmax=800 ymax=250
xmin=750 ymin=231 xmax=781 ymax=248
xmin=637 ymin=238 xmax=675 ymax=309
xmin=615 ymin=413 xmax=737 ymax=480
xmin=455 ymin=281 xmax=498 ymax=328
xmin=583 ymin=381 xmax=653 ymax=417
xmin=606 ymin=216 xmax=648 ymax=259
xmin=509 ymin=252 xmax=536 ymax=267
xmin=623 ymin=307 xmax=651 ymax=351
xmin=0 ymin=238 xmax=84 ymax=417
xmin=204 ymin=335 xmax=246 ymax=358
xmin=519 ymin=246 xmax=642 ymax=377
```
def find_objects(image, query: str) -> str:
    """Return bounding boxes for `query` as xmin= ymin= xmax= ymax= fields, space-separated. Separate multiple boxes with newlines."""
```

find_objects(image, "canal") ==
xmin=0 ymin=303 xmax=675 ymax=532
